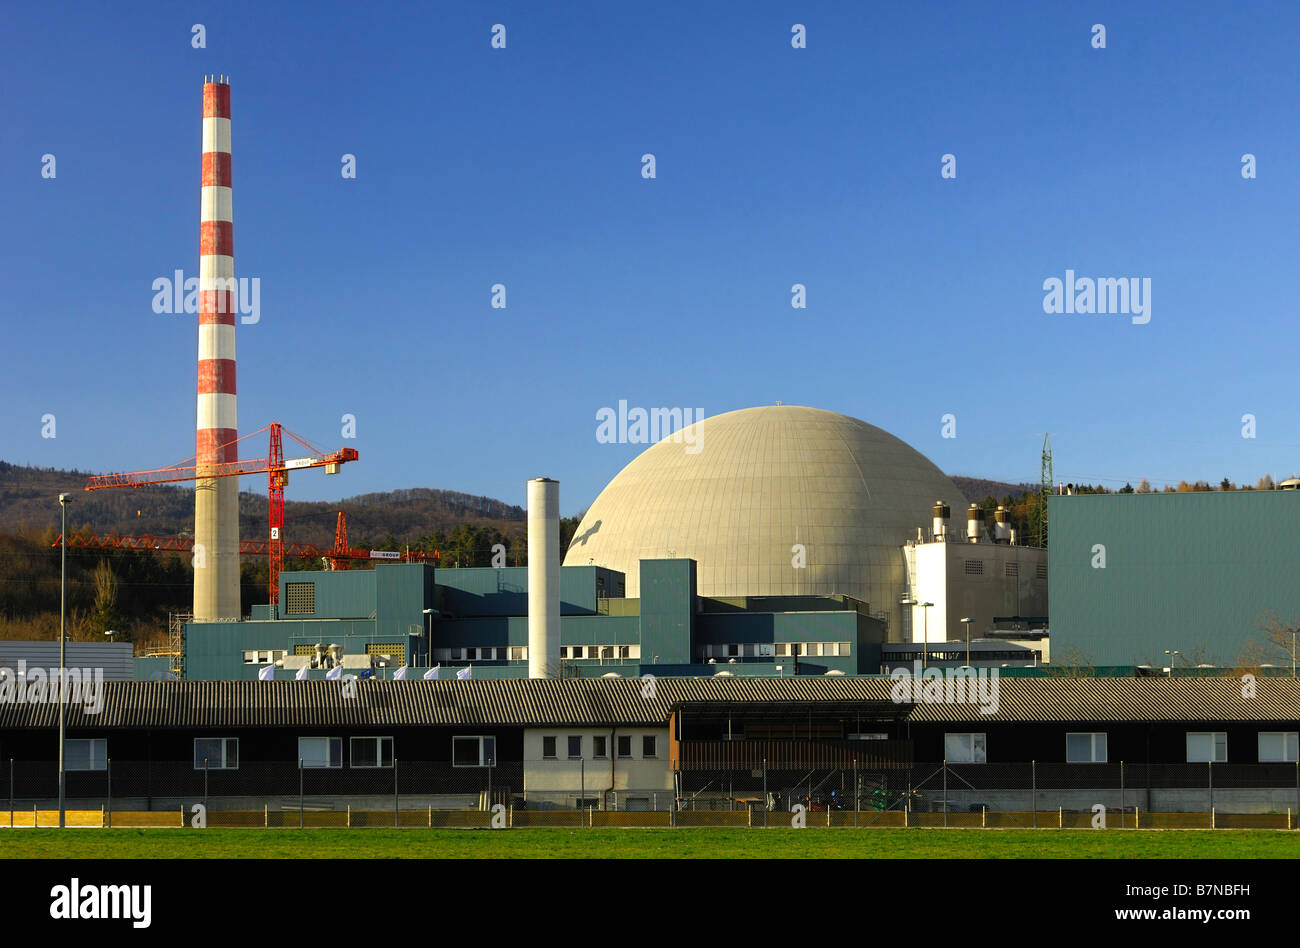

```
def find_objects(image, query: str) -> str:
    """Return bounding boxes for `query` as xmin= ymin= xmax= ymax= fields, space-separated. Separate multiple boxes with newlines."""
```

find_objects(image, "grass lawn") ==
xmin=2 ymin=827 xmax=1298 ymax=858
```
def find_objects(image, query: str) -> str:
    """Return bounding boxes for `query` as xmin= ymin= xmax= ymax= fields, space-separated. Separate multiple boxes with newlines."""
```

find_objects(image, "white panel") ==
xmin=202 ymin=116 xmax=231 ymax=154
xmin=200 ymin=185 xmax=233 ymax=223
xmin=198 ymin=323 xmax=236 ymax=361
xmin=196 ymin=392 xmax=238 ymax=430
xmin=199 ymin=255 xmax=235 ymax=282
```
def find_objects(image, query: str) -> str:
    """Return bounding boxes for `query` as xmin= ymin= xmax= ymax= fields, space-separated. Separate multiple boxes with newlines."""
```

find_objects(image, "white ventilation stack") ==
xmin=527 ymin=477 xmax=561 ymax=679
xmin=931 ymin=501 xmax=950 ymax=541
xmin=994 ymin=505 xmax=1011 ymax=543
xmin=967 ymin=504 xmax=981 ymax=543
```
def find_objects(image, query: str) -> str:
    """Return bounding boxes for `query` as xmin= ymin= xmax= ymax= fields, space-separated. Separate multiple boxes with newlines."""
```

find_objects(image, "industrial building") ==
xmin=1049 ymin=490 xmax=1300 ymax=667
xmin=4 ymin=677 xmax=1299 ymax=815
xmin=565 ymin=405 xmax=1045 ymax=644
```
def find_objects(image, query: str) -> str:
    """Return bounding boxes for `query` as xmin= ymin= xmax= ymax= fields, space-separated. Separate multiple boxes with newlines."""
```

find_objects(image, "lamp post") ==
xmin=920 ymin=602 xmax=933 ymax=669
xmin=1291 ymin=630 xmax=1296 ymax=679
xmin=961 ymin=617 xmax=973 ymax=668
xmin=104 ymin=630 xmax=117 ymax=643
xmin=422 ymin=608 xmax=436 ymax=666
xmin=58 ymin=493 xmax=70 ymax=829
xmin=1164 ymin=649 xmax=1181 ymax=677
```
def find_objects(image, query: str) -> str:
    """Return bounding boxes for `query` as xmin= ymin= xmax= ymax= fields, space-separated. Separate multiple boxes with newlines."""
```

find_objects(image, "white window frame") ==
xmin=1258 ymin=732 xmax=1299 ymax=763
xmin=453 ymin=735 xmax=496 ymax=767
xmin=1065 ymin=732 xmax=1107 ymax=763
xmin=66 ymin=738 xmax=107 ymax=772
xmin=1186 ymin=731 xmax=1228 ymax=763
xmin=350 ymin=736 xmax=394 ymax=769
xmin=298 ymin=736 xmax=343 ymax=769
xmin=193 ymin=737 xmax=239 ymax=770
xmin=944 ymin=732 xmax=987 ymax=764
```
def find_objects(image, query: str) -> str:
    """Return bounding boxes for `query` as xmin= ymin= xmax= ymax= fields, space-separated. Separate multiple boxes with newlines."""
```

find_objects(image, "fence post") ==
xmin=100 ymin=804 xmax=104 ymax=828
xmin=1058 ymin=805 xmax=1062 ymax=829
xmin=106 ymin=758 xmax=111 ymax=829
xmin=1208 ymin=760 xmax=1213 ymax=819
xmin=487 ymin=756 xmax=493 ymax=812
xmin=853 ymin=760 xmax=859 ymax=829
xmin=1211 ymin=806 xmax=1216 ymax=830
xmin=942 ymin=760 xmax=948 ymax=828
xmin=264 ymin=803 xmax=268 ymax=828
xmin=981 ymin=804 xmax=986 ymax=829
xmin=298 ymin=758 xmax=304 ymax=829
xmin=1136 ymin=805 xmax=1140 ymax=829
xmin=1031 ymin=760 xmax=1037 ymax=828
xmin=204 ymin=758 xmax=209 ymax=810
xmin=8 ymin=758 xmax=12 ymax=829
xmin=393 ymin=757 xmax=399 ymax=828
xmin=762 ymin=758 xmax=768 ymax=829
xmin=1119 ymin=760 xmax=1125 ymax=829
xmin=580 ymin=759 xmax=585 ymax=824
xmin=1295 ymin=761 xmax=1299 ymax=828
xmin=427 ymin=804 xmax=431 ymax=829
xmin=347 ymin=804 xmax=351 ymax=828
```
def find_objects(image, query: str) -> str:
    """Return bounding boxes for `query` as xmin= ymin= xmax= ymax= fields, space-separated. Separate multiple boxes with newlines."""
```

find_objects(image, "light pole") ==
xmin=58 ymin=492 xmax=70 ymax=829
xmin=422 ymin=608 xmax=437 ymax=666
xmin=104 ymin=630 xmax=117 ymax=644
xmin=1164 ymin=649 xmax=1181 ymax=677
xmin=1291 ymin=630 xmax=1296 ymax=679
xmin=920 ymin=603 xmax=933 ymax=669
xmin=961 ymin=617 xmax=973 ymax=668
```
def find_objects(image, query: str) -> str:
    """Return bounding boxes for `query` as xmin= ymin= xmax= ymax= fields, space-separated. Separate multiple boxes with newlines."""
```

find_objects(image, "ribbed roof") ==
xmin=1 ymin=677 xmax=1297 ymax=729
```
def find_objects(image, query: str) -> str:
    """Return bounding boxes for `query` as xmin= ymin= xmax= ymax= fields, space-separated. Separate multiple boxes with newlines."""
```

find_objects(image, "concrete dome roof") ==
xmin=564 ymin=405 xmax=968 ymax=629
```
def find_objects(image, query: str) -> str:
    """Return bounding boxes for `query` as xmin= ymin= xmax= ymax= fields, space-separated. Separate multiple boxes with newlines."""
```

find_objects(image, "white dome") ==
xmin=564 ymin=405 xmax=968 ymax=636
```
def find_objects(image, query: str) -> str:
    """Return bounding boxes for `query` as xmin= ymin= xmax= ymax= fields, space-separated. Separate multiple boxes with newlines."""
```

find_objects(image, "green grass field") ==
xmin=3 ymin=827 xmax=1298 ymax=858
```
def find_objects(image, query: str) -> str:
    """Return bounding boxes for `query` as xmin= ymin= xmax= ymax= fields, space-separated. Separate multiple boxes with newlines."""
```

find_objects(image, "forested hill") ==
xmin=0 ymin=461 xmax=524 ymax=548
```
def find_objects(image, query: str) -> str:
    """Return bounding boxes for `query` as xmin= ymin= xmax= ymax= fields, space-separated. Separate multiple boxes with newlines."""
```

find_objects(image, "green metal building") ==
xmin=1049 ymin=491 xmax=1300 ymax=667
xmin=181 ymin=558 xmax=885 ymax=680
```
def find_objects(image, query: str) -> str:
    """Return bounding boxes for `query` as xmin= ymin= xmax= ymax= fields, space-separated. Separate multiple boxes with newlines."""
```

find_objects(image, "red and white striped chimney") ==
xmin=194 ymin=76 xmax=240 ymax=620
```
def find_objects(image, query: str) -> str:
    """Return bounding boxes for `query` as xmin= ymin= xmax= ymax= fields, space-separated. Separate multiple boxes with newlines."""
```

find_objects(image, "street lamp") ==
xmin=1164 ymin=649 xmax=1181 ymax=676
xmin=961 ymin=617 xmax=973 ymax=668
xmin=104 ymin=630 xmax=117 ymax=643
xmin=422 ymin=608 xmax=437 ymax=666
xmin=918 ymin=603 xmax=934 ymax=668
xmin=58 ymin=492 xmax=70 ymax=829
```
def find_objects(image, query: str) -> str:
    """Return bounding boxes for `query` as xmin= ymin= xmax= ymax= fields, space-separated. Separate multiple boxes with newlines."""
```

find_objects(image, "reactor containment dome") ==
xmin=564 ymin=405 xmax=969 ymax=635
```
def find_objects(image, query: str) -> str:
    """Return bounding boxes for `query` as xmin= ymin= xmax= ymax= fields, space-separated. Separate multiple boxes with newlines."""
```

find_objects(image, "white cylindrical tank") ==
xmin=527 ymin=477 xmax=561 ymax=679
xmin=932 ymin=501 xmax=950 ymax=540
xmin=994 ymin=505 xmax=1010 ymax=543
xmin=967 ymin=504 xmax=980 ymax=543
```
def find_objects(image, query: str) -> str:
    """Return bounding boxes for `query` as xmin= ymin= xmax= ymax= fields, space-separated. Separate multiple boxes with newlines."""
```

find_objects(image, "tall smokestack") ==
xmin=194 ymin=76 xmax=240 ymax=620
xmin=527 ymin=478 xmax=560 ymax=678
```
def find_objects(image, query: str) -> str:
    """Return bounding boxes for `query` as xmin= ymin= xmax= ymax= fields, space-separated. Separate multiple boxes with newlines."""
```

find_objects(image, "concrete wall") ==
xmin=523 ymin=728 xmax=672 ymax=805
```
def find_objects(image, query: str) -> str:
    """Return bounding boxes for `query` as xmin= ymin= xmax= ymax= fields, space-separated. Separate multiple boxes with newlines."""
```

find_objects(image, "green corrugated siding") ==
xmin=1049 ymin=492 xmax=1300 ymax=666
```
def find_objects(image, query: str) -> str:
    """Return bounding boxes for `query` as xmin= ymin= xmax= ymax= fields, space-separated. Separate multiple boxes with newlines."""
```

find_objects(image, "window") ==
xmin=726 ymin=644 xmax=740 ymax=657
xmin=284 ymin=581 xmax=315 ymax=615
xmin=194 ymin=737 xmax=238 ymax=770
xmin=600 ymin=646 xmax=614 ymax=659
xmin=593 ymin=736 xmax=607 ymax=758
xmin=1187 ymin=732 xmax=1228 ymax=763
xmin=543 ymin=736 xmax=557 ymax=759
xmin=510 ymin=646 xmax=527 ymax=661
xmin=298 ymin=737 xmax=342 ymax=769
xmin=453 ymin=736 xmax=496 ymax=767
xmin=839 ymin=642 xmax=851 ymax=656
xmin=242 ymin=649 xmax=285 ymax=665
xmin=572 ymin=646 xmax=584 ymax=659
xmin=351 ymin=736 xmax=394 ymax=768
xmin=66 ymin=739 xmax=107 ymax=772
xmin=1066 ymin=732 xmax=1107 ymax=763
xmin=617 ymin=735 xmax=633 ymax=758
xmin=1258 ymin=732 xmax=1299 ymax=763
xmin=618 ymin=646 xmax=630 ymax=659
xmin=642 ymin=735 xmax=657 ymax=758
xmin=775 ymin=643 xmax=788 ymax=657
xmin=944 ymin=732 xmax=987 ymax=764
xmin=790 ymin=643 xmax=802 ymax=656
xmin=568 ymin=736 xmax=583 ymax=759
xmin=807 ymin=643 xmax=822 ymax=657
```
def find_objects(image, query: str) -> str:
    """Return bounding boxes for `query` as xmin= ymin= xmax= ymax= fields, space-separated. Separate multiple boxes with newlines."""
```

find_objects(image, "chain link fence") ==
xmin=3 ymin=759 xmax=1298 ymax=828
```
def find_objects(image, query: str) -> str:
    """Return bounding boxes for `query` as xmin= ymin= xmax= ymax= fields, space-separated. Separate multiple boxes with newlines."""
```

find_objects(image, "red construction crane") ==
xmin=54 ymin=511 xmax=439 ymax=571
xmin=81 ymin=423 xmax=359 ymax=605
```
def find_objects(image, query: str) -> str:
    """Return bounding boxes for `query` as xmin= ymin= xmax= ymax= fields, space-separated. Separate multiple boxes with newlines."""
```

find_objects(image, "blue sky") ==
xmin=3 ymin=0 xmax=1298 ymax=515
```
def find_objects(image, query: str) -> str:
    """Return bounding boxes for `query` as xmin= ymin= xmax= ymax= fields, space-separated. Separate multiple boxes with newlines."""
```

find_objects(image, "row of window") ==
xmin=961 ymin=561 xmax=1048 ymax=579
xmin=542 ymin=735 xmax=656 ymax=760
xmin=700 ymin=642 xmax=854 ymax=659
xmin=433 ymin=647 xmax=526 ymax=662
xmin=559 ymin=645 xmax=640 ymax=660
xmin=945 ymin=731 xmax=1300 ymax=764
